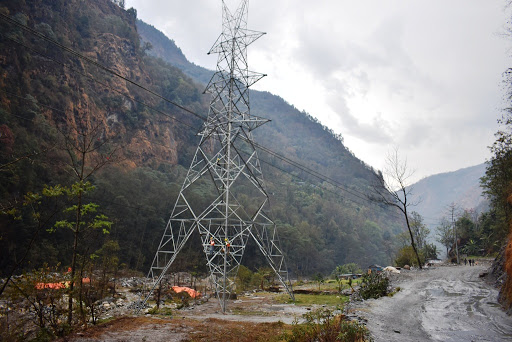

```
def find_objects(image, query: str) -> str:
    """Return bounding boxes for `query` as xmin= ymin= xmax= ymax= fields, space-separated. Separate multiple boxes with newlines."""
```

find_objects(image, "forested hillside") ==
xmin=0 ymin=0 xmax=403 ymax=282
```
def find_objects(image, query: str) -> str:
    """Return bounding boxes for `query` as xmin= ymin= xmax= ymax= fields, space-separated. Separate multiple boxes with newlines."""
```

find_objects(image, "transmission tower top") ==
xmin=205 ymin=0 xmax=269 ymax=132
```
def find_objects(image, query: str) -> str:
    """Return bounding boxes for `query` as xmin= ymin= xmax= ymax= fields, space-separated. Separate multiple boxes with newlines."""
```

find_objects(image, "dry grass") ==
xmin=57 ymin=286 xmax=353 ymax=341
xmin=183 ymin=318 xmax=291 ymax=342
xmin=64 ymin=316 xmax=292 ymax=342
xmin=69 ymin=316 xmax=164 ymax=338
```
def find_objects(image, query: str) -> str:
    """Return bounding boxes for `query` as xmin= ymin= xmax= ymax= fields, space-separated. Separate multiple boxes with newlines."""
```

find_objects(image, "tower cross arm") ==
xmin=208 ymin=30 xmax=265 ymax=55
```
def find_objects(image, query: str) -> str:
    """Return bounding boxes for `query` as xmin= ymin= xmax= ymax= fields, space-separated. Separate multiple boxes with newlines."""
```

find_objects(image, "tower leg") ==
xmin=250 ymin=228 xmax=295 ymax=300
xmin=136 ymin=221 xmax=197 ymax=312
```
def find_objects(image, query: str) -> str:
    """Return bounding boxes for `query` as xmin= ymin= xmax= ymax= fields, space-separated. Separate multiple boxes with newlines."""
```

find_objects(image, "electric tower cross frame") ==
xmin=139 ymin=0 xmax=294 ymax=313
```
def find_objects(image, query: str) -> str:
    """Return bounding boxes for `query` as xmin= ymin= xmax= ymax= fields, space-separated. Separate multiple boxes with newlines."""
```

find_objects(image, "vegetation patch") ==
xmin=230 ymin=307 xmax=271 ymax=317
xmin=147 ymin=306 xmax=173 ymax=316
xmin=356 ymin=273 xmax=390 ymax=300
xmin=276 ymin=293 xmax=349 ymax=306
xmin=280 ymin=308 xmax=372 ymax=342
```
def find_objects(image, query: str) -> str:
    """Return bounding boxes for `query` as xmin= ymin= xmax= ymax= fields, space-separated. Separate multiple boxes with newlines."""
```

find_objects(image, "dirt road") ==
xmin=350 ymin=262 xmax=512 ymax=342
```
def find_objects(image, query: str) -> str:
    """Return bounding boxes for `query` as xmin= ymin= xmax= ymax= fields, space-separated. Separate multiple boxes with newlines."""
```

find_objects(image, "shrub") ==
xmin=357 ymin=273 xmax=390 ymax=300
xmin=282 ymin=308 xmax=372 ymax=342
xmin=175 ymin=291 xmax=190 ymax=309
xmin=147 ymin=307 xmax=172 ymax=316
xmin=236 ymin=265 xmax=254 ymax=291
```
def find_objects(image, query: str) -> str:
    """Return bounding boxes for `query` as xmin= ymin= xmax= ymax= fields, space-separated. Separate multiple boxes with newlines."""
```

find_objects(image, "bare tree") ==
xmin=370 ymin=147 xmax=423 ymax=269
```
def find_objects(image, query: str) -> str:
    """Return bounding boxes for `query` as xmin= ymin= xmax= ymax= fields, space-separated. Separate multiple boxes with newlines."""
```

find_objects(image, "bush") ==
xmin=147 ymin=307 xmax=172 ymax=316
xmin=175 ymin=291 xmax=190 ymax=309
xmin=334 ymin=263 xmax=362 ymax=275
xmin=236 ymin=265 xmax=254 ymax=291
xmin=282 ymin=308 xmax=372 ymax=342
xmin=395 ymin=246 xmax=424 ymax=267
xmin=357 ymin=273 xmax=390 ymax=300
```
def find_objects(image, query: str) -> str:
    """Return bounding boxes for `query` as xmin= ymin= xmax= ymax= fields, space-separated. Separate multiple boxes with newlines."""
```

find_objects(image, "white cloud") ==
xmin=126 ymin=0 xmax=511 ymax=182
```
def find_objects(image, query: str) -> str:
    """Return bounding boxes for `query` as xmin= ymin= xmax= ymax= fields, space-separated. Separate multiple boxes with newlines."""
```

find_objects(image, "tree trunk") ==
xmin=404 ymin=209 xmax=422 ymax=269
xmin=68 ymin=186 xmax=83 ymax=325
xmin=156 ymin=284 xmax=161 ymax=309
xmin=68 ymin=232 xmax=79 ymax=325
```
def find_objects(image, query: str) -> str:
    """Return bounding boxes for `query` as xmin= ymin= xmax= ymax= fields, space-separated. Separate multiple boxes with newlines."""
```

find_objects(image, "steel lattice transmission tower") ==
xmin=140 ymin=0 xmax=294 ymax=312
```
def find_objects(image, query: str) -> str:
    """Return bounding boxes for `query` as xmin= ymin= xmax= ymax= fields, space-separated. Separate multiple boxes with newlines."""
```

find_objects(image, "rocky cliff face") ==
xmin=499 ymin=194 xmax=512 ymax=313
xmin=0 ymin=0 xmax=202 ymax=171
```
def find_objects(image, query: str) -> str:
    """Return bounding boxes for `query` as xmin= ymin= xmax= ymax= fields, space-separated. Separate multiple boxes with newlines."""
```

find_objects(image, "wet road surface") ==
xmin=351 ymin=263 xmax=512 ymax=342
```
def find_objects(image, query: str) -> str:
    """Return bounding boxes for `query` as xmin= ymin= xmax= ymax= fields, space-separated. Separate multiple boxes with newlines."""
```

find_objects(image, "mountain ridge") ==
xmin=409 ymin=163 xmax=488 ymax=226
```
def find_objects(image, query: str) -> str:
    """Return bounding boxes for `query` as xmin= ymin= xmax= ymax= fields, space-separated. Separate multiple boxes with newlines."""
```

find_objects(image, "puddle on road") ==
xmin=427 ymin=287 xmax=464 ymax=298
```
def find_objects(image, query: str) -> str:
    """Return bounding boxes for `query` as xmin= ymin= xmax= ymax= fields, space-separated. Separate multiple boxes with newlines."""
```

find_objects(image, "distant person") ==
xmin=464 ymin=258 xmax=467 ymax=266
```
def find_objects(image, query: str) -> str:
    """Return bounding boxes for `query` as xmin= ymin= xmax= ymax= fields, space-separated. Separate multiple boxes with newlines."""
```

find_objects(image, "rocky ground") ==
xmin=61 ymin=284 xmax=324 ymax=342
xmin=74 ymin=278 xmax=317 ymax=325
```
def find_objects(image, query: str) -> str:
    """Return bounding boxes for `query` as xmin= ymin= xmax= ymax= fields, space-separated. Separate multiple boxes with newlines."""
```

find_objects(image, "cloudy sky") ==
xmin=126 ymin=0 xmax=511 ymax=182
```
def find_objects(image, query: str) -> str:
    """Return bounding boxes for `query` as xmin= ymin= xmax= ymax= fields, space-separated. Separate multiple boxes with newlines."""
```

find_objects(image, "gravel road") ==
xmin=350 ymin=262 xmax=512 ymax=342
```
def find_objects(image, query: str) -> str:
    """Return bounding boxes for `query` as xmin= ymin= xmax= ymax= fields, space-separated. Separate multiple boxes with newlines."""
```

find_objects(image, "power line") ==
xmin=0 ymin=12 xmax=398 ymax=217
xmin=0 ymin=33 xmax=202 ymax=133
xmin=0 ymin=104 xmax=175 ymax=218
xmin=245 ymin=137 xmax=374 ymax=203
xmin=0 ymin=21 xmax=377 ymax=208
xmin=0 ymin=12 xmax=207 ymax=122
xmin=2 ymin=90 xmax=390 ymax=222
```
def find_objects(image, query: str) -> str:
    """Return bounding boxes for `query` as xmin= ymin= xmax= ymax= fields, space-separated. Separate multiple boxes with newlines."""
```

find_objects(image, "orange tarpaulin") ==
xmin=35 ymin=278 xmax=90 ymax=290
xmin=171 ymin=286 xmax=201 ymax=298
xmin=35 ymin=281 xmax=69 ymax=290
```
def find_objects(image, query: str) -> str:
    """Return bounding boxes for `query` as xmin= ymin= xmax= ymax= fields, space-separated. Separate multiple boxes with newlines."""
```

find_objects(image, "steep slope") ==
xmin=0 ymin=0 xmax=207 ymax=275
xmin=0 ymin=0 xmax=402 ymax=277
xmin=408 ymin=163 xmax=488 ymax=224
xmin=137 ymin=20 xmax=212 ymax=85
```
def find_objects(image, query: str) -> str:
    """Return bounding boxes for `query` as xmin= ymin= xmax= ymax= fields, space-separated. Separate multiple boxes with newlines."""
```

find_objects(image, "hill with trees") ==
xmin=0 ymin=0 xmax=403 ymax=286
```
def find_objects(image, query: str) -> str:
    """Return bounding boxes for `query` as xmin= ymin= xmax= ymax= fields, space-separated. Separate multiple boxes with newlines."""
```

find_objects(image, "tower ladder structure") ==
xmin=139 ymin=0 xmax=294 ymax=313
